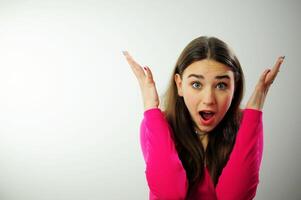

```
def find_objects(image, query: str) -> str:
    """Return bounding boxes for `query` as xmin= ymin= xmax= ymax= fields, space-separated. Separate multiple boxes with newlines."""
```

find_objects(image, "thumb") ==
xmin=259 ymin=69 xmax=271 ymax=85
xmin=144 ymin=66 xmax=155 ymax=84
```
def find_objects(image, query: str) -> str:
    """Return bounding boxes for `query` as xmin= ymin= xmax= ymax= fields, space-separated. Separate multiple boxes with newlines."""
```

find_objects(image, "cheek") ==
xmin=220 ymin=84 xmax=235 ymax=109
xmin=218 ymin=93 xmax=234 ymax=112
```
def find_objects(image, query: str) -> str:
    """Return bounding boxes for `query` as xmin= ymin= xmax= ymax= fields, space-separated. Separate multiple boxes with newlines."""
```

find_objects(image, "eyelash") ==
xmin=191 ymin=81 xmax=228 ymax=90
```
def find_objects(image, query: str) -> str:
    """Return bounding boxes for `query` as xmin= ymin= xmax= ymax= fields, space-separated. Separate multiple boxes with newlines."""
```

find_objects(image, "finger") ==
xmin=122 ymin=51 xmax=146 ymax=80
xmin=265 ymin=56 xmax=285 ymax=84
xmin=144 ymin=66 xmax=155 ymax=83
xmin=259 ymin=69 xmax=271 ymax=84
xmin=272 ymin=56 xmax=285 ymax=74
xmin=123 ymin=51 xmax=143 ymax=74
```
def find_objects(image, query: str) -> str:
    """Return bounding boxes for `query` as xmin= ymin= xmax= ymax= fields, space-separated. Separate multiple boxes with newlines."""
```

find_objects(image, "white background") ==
xmin=0 ymin=0 xmax=300 ymax=199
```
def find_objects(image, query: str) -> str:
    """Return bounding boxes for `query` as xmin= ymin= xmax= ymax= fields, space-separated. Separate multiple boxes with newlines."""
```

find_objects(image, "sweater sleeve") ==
xmin=215 ymin=109 xmax=264 ymax=200
xmin=140 ymin=108 xmax=188 ymax=200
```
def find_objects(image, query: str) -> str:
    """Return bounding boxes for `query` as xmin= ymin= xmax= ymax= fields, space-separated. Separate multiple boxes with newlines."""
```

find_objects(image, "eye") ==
xmin=192 ymin=81 xmax=202 ymax=89
xmin=216 ymin=82 xmax=228 ymax=90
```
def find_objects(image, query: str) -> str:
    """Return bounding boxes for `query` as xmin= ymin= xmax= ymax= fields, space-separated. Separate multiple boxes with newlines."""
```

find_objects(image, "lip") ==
xmin=200 ymin=114 xmax=215 ymax=125
xmin=198 ymin=110 xmax=216 ymax=125
xmin=199 ymin=109 xmax=216 ymax=113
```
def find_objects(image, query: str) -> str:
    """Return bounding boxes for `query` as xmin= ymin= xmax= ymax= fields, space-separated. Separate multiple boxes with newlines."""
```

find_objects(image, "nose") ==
xmin=202 ymin=88 xmax=216 ymax=106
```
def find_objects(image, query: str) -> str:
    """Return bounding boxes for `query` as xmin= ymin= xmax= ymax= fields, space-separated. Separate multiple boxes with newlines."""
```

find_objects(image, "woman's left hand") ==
xmin=246 ymin=56 xmax=285 ymax=111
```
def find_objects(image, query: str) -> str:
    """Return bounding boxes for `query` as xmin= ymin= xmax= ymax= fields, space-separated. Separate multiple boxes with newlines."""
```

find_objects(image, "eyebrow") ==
xmin=187 ymin=74 xmax=231 ymax=80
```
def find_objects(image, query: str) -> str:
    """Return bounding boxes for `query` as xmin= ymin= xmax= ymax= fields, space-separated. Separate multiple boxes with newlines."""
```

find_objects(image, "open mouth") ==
xmin=199 ymin=111 xmax=215 ymax=121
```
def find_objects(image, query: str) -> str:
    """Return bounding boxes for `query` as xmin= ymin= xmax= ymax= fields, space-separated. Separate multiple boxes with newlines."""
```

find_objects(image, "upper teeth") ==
xmin=199 ymin=111 xmax=213 ymax=116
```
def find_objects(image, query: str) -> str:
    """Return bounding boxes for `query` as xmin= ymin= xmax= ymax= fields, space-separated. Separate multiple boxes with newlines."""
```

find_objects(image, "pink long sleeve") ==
xmin=215 ymin=108 xmax=263 ymax=200
xmin=140 ymin=108 xmax=188 ymax=199
xmin=140 ymin=108 xmax=263 ymax=200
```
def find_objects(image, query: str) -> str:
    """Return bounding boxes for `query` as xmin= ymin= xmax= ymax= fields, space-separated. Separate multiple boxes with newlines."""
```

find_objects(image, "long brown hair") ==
xmin=161 ymin=36 xmax=245 ymax=197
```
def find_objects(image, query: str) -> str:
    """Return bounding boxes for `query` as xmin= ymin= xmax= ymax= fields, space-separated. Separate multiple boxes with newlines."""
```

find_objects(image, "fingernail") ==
xmin=144 ymin=67 xmax=147 ymax=71
xmin=279 ymin=56 xmax=285 ymax=64
xmin=122 ymin=51 xmax=127 ymax=56
xmin=279 ymin=56 xmax=285 ymax=62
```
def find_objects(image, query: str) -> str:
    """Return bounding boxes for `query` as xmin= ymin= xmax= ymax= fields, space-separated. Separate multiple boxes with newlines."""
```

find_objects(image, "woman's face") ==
xmin=175 ymin=59 xmax=235 ymax=134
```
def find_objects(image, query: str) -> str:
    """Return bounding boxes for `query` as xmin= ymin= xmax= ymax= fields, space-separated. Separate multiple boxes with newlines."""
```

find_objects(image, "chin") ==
xmin=198 ymin=125 xmax=215 ymax=133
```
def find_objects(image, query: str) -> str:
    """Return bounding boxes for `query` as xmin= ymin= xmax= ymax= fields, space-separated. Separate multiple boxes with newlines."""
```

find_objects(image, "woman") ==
xmin=123 ymin=36 xmax=284 ymax=200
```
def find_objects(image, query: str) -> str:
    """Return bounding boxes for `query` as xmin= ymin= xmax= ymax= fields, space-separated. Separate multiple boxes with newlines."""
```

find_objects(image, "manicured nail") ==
xmin=144 ymin=67 xmax=147 ymax=71
xmin=279 ymin=56 xmax=285 ymax=64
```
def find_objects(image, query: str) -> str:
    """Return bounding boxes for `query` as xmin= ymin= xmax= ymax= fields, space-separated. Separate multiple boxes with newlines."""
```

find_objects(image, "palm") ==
xmin=246 ymin=56 xmax=285 ymax=110
xmin=123 ymin=51 xmax=160 ymax=110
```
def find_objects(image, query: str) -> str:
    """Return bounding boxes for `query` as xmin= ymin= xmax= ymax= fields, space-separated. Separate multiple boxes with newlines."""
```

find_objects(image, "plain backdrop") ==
xmin=0 ymin=0 xmax=300 ymax=199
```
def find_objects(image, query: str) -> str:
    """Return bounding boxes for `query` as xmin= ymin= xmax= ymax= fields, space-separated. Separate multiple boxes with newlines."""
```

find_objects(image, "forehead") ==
xmin=183 ymin=59 xmax=234 ymax=79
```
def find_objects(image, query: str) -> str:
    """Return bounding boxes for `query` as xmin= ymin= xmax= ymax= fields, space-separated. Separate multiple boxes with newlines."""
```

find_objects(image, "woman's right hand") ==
xmin=122 ymin=51 xmax=160 ymax=111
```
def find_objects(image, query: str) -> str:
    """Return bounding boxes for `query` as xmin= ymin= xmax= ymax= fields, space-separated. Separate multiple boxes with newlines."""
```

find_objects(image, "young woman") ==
xmin=123 ymin=36 xmax=284 ymax=200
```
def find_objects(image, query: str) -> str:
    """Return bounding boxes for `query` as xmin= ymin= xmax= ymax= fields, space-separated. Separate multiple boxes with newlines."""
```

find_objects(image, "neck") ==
xmin=194 ymin=129 xmax=209 ymax=150
xmin=199 ymin=134 xmax=208 ymax=150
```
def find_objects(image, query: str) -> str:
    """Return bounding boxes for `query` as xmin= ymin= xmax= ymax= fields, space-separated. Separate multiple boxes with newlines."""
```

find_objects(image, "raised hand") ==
xmin=246 ymin=56 xmax=285 ymax=110
xmin=122 ymin=51 xmax=160 ymax=111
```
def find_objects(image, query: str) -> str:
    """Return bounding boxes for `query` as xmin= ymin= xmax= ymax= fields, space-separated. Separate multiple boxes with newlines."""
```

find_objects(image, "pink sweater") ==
xmin=140 ymin=108 xmax=263 ymax=200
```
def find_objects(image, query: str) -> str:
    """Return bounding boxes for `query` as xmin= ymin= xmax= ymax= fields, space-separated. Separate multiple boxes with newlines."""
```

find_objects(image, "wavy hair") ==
xmin=161 ymin=36 xmax=245 ymax=197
